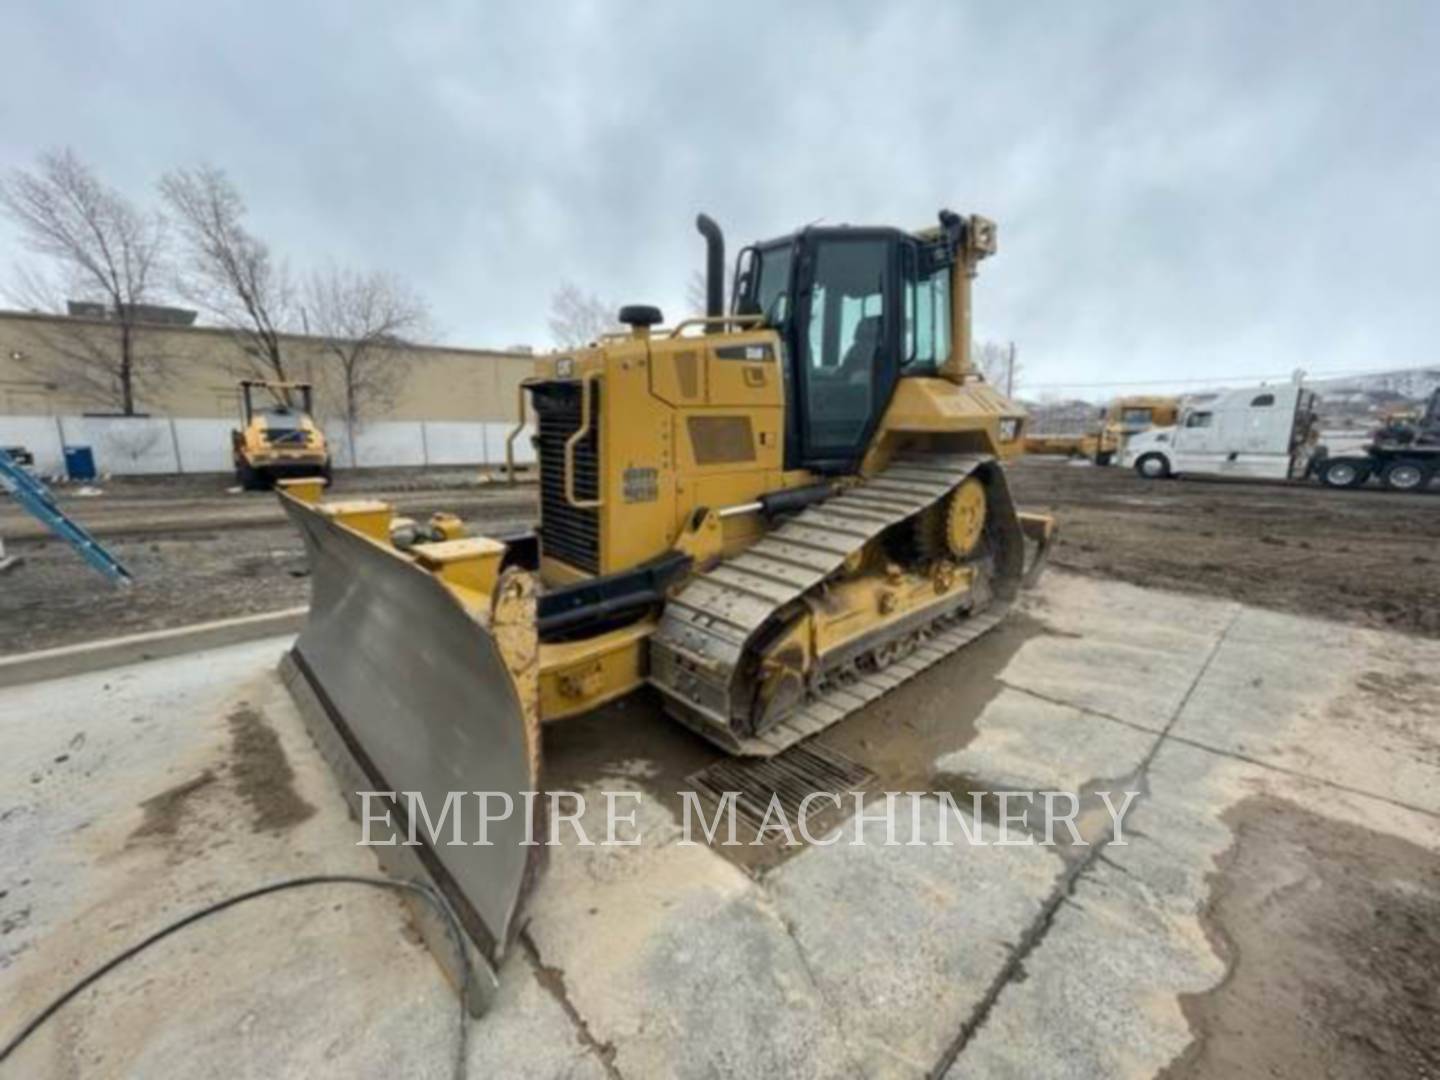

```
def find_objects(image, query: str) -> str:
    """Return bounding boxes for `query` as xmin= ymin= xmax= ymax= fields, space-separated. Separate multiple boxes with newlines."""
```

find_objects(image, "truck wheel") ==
xmin=1095 ymin=451 xmax=1114 ymax=467
xmin=237 ymin=461 xmax=259 ymax=491
xmin=1319 ymin=458 xmax=1369 ymax=489
xmin=1134 ymin=453 xmax=1170 ymax=479
xmin=1380 ymin=459 xmax=1431 ymax=492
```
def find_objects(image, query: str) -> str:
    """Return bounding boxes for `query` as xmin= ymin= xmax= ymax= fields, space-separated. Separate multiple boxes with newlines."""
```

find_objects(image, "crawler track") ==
xmin=650 ymin=453 xmax=1027 ymax=754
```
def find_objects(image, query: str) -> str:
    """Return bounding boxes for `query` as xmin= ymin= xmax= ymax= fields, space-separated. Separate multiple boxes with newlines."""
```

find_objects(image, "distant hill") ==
xmin=1309 ymin=367 xmax=1440 ymax=399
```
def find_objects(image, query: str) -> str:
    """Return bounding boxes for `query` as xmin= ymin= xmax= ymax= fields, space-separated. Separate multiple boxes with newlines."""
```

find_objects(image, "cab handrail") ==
xmin=666 ymin=314 xmax=765 ymax=338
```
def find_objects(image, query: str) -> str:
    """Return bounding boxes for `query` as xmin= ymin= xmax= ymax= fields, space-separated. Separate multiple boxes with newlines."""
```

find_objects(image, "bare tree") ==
xmin=974 ymin=339 xmax=1022 ymax=395
xmin=547 ymin=282 xmax=617 ymax=347
xmin=160 ymin=164 xmax=294 ymax=379
xmin=306 ymin=265 xmax=432 ymax=465
xmin=0 ymin=149 xmax=168 ymax=414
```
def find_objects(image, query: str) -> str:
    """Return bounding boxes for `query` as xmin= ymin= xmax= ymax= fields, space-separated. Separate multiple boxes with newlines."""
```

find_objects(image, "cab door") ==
xmin=1174 ymin=407 xmax=1220 ymax=470
xmin=791 ymin=233 xmax=901 ymax=472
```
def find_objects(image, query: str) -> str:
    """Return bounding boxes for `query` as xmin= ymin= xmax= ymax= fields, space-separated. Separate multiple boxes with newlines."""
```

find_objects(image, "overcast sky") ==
xmin=2 ymin=1 xmax=1437 ymax=397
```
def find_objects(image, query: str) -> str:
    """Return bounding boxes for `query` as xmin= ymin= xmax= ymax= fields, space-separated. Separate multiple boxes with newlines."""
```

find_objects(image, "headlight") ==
xmin=998 ymin=418 xmax=1021 ymax=442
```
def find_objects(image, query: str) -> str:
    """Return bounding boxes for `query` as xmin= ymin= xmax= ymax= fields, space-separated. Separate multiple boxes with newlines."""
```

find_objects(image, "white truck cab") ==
xmin=1121 ymin=381 xmax=1318 ymax=481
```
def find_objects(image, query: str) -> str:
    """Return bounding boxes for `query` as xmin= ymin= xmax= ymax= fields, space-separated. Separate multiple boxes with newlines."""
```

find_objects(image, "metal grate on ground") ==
xmin=684 ymin=741 xmax=875 ymax=833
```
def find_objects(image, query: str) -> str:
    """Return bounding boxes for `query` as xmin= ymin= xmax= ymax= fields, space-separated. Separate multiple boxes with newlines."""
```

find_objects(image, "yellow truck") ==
xmin=1024 ymin=394 xmax=1181 ymax=465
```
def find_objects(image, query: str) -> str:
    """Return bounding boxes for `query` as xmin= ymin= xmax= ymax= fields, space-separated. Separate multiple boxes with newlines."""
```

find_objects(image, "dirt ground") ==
xmin=0 ymin=469 xmax=535 ymax=653
xmin=4 ymin=457 xmax=1438 ymax=654
xmin=1008 ymin=457 xmax=1440 ymax=638
xmin=1164 ymin=796 xmax=1440 ymax=1079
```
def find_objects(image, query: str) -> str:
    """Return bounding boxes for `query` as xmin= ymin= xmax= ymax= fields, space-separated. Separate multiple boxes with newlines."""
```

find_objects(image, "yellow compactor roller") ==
xmin=277 ymin=210 xmax=1054 ymax=974
xmin=232 ymin=380 xmax=330 ymax=489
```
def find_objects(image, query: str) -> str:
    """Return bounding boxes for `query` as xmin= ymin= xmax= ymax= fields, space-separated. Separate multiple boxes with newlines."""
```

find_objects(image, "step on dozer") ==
xmin=277 ymin=210 xmax=1055 ymax=996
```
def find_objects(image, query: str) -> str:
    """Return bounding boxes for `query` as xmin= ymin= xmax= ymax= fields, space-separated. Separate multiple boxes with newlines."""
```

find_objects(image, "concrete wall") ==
xmin=0 ymin=413 xmax=535 ymax=476
xmin=0 ymin=310 xmax=535 ymax=422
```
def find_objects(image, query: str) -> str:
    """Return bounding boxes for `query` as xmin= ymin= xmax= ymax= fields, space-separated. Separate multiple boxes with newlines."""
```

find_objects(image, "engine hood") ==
xmin=1127 ymin=426 xmax=1175 ymax=451
xmin=1120 ymin=425 xmax=1175 ymax=466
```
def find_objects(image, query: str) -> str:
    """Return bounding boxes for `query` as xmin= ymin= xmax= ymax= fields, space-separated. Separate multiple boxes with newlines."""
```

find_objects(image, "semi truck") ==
xmin=1121 ymin=379 xmax=1439 ymax=492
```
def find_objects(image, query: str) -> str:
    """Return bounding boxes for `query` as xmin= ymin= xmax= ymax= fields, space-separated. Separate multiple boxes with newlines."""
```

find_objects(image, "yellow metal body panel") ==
xmin=880 ymin=377 xmax=1012 ymax=435
xmin=277 ymin=476 xmax=326 ymax=504
xmin=863 ymin=377 xmax=1025 ymax=475
xmin=538 ymin=326 xmax=806 ymax=583
xmin=412 ymin=537 xmax=505 ymax=600
xmin=808 ymin=561 xmax=977 ymax=659
xmin=320 ymin=500 xmax=392 ymax=542
xmin=537 ymin=619 xmax=654 ymax=722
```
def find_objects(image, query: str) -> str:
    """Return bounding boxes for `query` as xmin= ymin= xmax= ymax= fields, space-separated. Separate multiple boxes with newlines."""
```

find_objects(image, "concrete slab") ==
xmin=934 ymin=686 xmax=1156 ymax=796
xmin=999 ymin=575 xmax=1239 ymax=731
xmin=524 ymin=781 xmax=858 ymax=1078
xmin=766 ymin=802 xmax=1060 ymax=1078
xmin=1170 ymin=606 xmax=1440 ymax=814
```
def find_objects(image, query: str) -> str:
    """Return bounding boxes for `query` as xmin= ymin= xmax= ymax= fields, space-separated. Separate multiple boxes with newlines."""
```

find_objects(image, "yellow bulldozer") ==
xmin=276 ymin=210 xmax=1054 ymax=978
xmin=232 ymin=379 xmax=331 ymax=489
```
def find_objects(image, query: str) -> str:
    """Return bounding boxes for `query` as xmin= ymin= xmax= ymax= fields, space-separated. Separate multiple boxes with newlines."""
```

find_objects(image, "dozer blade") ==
xmin=1017 ymin=510 xmax=1057 ymax=587
xmin=279 ymin=493 xmax=544 ymax=973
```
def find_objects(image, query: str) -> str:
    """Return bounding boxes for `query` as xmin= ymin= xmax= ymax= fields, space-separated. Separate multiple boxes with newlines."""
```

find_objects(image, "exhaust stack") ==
xmin=695 ymin=213 xmax=725 ymax=330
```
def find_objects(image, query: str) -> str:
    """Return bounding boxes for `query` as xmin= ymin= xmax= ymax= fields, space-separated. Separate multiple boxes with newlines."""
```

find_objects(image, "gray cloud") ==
xmin=2 ymin=0 xmax=1436 ymax=394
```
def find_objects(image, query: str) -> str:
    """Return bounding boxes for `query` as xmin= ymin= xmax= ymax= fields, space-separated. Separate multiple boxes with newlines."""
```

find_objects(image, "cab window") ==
xmin=1185 ymin=411 xmax=1214 ymax=428
xmin=754 ymin=244 xmax=793 ymax=325
xmin=902 ymin=247 xmax=951 ymax=371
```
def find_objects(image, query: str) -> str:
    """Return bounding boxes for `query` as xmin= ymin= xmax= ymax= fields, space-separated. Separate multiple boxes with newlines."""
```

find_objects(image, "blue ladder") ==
xmin=0 ymin=448 xmax=132 ymax=586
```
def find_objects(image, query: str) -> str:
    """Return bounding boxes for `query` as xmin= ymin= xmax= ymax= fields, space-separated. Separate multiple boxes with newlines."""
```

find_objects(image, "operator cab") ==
xmin=733 ymin=213 xmax=962 ymax=473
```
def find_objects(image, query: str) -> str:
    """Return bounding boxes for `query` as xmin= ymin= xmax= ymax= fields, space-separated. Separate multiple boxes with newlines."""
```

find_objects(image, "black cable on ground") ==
xmin=0 ymin=874 xmax=472 ymax=1080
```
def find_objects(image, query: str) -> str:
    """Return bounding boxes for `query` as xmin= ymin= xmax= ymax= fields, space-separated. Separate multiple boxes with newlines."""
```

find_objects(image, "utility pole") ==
xmin=1006 ymin=341 xmax=1017 ymax=397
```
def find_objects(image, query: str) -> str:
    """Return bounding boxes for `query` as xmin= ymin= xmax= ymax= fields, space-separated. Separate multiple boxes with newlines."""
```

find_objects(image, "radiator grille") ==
xmin=533 ymin=382 xmax=600 ymax=573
